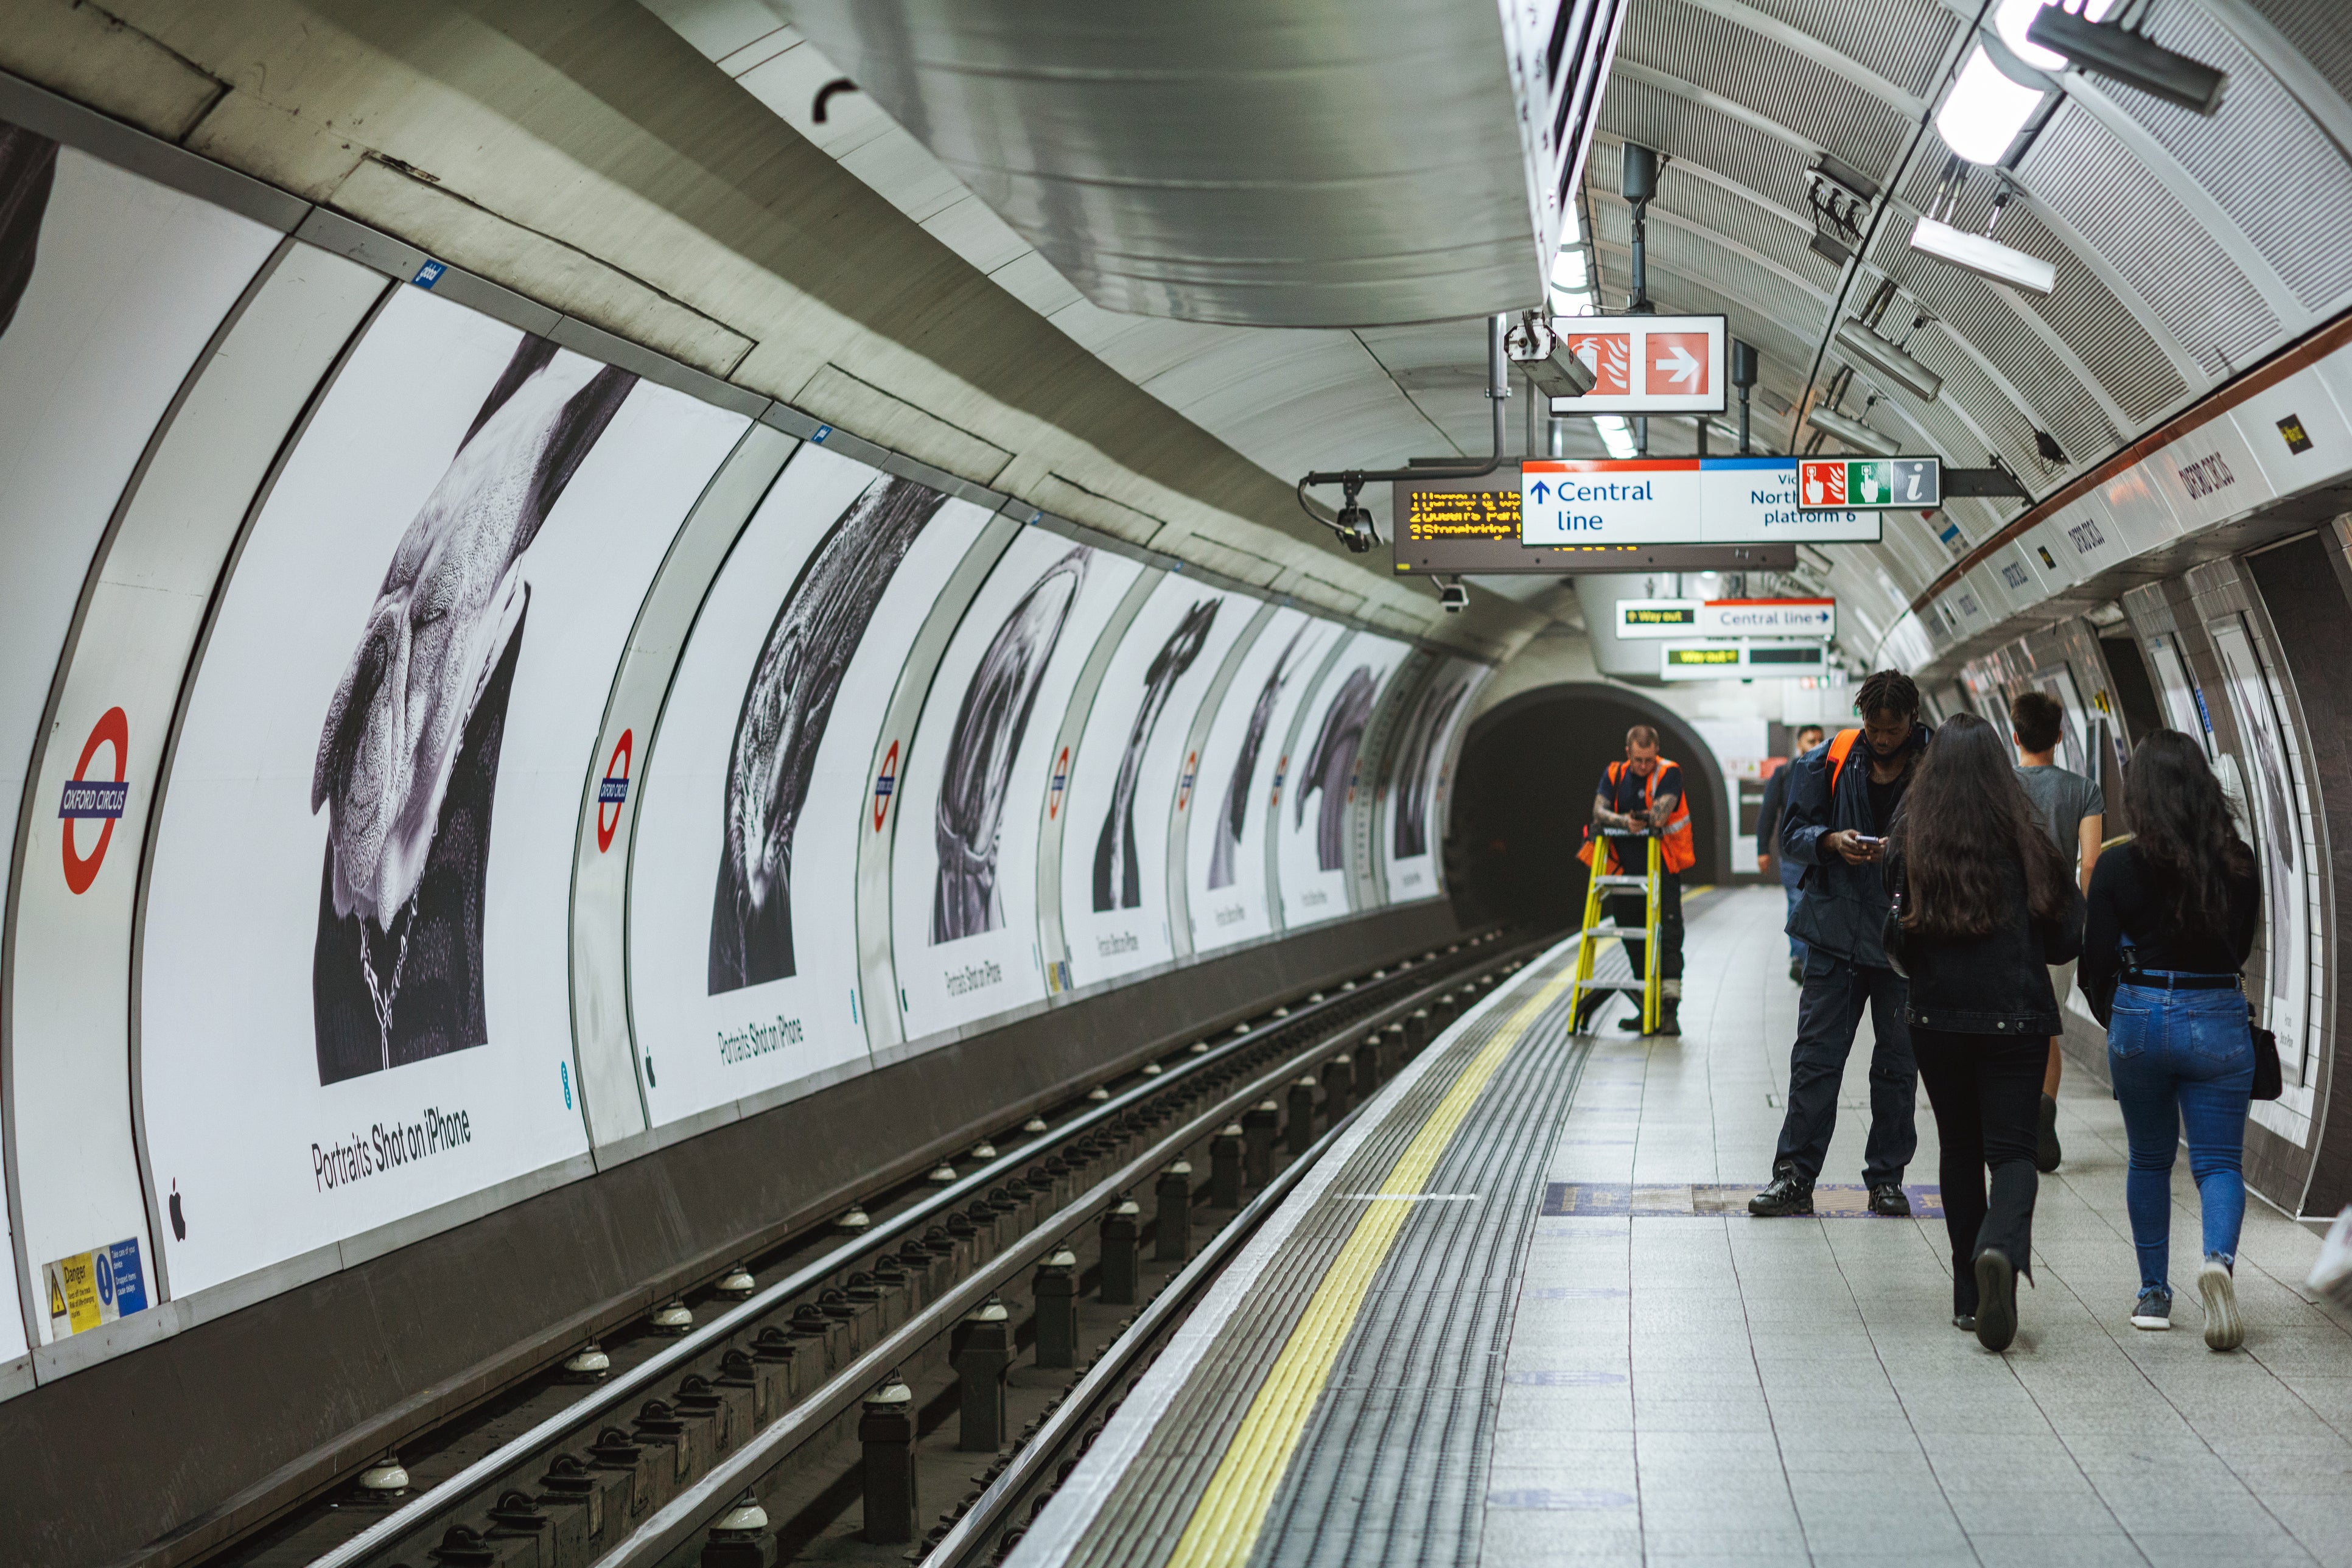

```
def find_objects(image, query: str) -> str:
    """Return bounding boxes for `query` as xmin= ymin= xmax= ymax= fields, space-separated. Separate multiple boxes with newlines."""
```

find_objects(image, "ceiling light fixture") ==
xmin=1934 ymin=45 xmax=2046 ymax=166
xmin=1595 ymin=416 xmax=1639 ymax=459
xmin=1909 ymin=161 xmax=2057 ymax=295
xmin=2026 ymin=4 xmax=2227 ymax=113
xmin=1834 ymin=280 xmax=1942 ymax=402
xmin=1805 ymin=403 xmax=1902 ymax=458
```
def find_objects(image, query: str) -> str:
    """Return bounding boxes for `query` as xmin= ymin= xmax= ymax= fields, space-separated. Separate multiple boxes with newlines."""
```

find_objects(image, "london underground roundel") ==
xmin=872 ymin=740 xmax=900 ymax=832
xmin=60 ymin=706 xmax=130 ymax=895
xmin=595 ymin=728 xmax=634 ymax=853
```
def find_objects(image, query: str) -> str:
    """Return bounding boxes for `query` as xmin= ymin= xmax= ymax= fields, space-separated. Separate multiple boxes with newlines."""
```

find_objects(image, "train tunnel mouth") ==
xmin=1447 ymin=682 xmax=1729 ymax=932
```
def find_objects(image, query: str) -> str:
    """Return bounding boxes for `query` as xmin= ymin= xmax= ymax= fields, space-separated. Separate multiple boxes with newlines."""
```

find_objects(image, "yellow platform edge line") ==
xmin=1163 ymin=966 xmax=1579 ymax=1568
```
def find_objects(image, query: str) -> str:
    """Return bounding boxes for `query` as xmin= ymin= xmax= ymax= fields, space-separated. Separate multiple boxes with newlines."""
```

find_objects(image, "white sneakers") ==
xmin=2199 ymin=1256 xmax=2244 ymax=1351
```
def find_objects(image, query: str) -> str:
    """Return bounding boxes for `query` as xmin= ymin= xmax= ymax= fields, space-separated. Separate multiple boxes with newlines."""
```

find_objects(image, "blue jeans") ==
xmin=1771 ymin=950 xmax=1916 ymax=1185
xmin=2107 ymin=979 xmax=2254 ymax=1290
xmin=1779 ymin=857 xmax=1807 ymax=965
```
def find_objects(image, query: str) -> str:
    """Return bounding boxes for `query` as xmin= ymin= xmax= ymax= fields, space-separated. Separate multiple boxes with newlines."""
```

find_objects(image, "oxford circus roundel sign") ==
xmin=595 ymin=728 xmax=634 ymax=853
xmin=60 ymin=706 xmax=130 ymax=895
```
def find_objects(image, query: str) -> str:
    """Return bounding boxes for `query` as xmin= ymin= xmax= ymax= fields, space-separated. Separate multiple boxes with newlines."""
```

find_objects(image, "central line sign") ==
xmin=1521 ymin=457 xmax=1882 ymax=546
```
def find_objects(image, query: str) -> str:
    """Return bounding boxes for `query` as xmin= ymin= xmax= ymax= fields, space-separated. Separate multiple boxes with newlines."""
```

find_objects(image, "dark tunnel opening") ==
xmin=1447 ymin=683 xmax=1729 ymax=931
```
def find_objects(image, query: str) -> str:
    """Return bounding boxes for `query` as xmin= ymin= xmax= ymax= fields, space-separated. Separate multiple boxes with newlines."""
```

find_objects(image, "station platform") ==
xmin=1011 ymin=887 xmax=2352 ymax=1568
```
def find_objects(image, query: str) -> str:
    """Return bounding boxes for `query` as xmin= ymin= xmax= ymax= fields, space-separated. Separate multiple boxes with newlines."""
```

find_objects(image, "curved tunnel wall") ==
xmin=0 ymin=94 xmax=1491 ymax=1416
xmin=1448 ymin=683 xmax=1729 ymax=931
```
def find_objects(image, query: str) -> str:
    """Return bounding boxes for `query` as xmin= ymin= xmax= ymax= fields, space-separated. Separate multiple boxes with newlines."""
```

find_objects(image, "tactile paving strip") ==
xmin=1044 ymin=947 xmax=1587 ymax=1568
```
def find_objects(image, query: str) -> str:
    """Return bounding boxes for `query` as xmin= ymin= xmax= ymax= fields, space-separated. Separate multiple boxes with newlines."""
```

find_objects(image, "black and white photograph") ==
xmin=313 ymin=340 xmax=636 ymax=1083
xmin=140 ymin=284 xmax=746 ymax=1297
xmin=1059 ymin=575 xmax=1247 ymax=987
xmin=1183 ymin=609 xmax=1329 ymax=954
xmin=1276 ymin=633 xmax=1409 ymax=929
xmin=933 ymin=545 xmax=1089 ymax=943
xmin=886 ymin=529 xmax=1144 ymax=1039
xmin=710 ymin=474 xmax=950 ymax=994
xmin=1381 ymin=659 xmax=1486 ymax=902
xmin=629 ymin=444 xmax=995 ymax=1129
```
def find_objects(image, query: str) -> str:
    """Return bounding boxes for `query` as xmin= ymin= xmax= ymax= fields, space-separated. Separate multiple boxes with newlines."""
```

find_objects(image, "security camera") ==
xmin=1335 ymin=499 xmax=1378 ymax=553
xmin=1438 ymin=578 xmax=1469 ymax=614
xmin=1506 ymin=310 xmax=1597 ymax=400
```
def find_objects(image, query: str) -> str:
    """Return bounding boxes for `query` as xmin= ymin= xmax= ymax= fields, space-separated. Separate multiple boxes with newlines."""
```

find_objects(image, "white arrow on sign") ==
xmin=1655 ymin=343 xmax=1702 ymax=390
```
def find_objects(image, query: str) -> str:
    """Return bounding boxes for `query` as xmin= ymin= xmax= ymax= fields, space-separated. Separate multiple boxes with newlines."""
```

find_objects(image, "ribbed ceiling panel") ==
xmin=1728 ymin=0 xmax=1958 ymax=99
xmin=1600 ymin=74 xmax=1814 ymax=215
xmin=2242 ymin=0 xmax=2352 ymax=114
xmin=1618 ymin=0 xmax=1914 ymax=179
xmin=1595 ymin=197 xmax=1831 ymax=340
xmin=2126 ymin=5 xmax=2352 ymax=315
xmin=2023 ymin=102 xmax=2273 ymax=385
xmin=1858 ymin=287 xmax=2048 ymax=479
xmin=1646 ymin=157 xmax=1842 ymax=292
xmin=1993 ymin=203 xmax=2189 ymax=424
xmin=1871 ymin=231 xmax=2119 ymax=463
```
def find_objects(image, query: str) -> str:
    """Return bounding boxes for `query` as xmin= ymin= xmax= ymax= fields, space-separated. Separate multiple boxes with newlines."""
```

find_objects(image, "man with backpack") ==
xmin=2010 ymin=688 xmax=2104 ymax=1173
xmin=1750 ymin=671 xmax=1931 ymax=1218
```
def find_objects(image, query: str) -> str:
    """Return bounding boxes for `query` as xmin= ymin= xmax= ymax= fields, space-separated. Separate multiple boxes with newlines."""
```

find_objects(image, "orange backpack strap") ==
xmin=1825 ymin=729 xmax=1861 ymax=795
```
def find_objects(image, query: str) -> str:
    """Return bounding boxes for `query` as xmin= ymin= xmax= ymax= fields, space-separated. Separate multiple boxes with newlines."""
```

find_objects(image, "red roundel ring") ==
xmin=595 ymin=728 xmax=634 ymax=853
xmin=62 ymin=706 xmax=129 ymax=895
xmin=872 ymin=740 xmax=900 ymax=833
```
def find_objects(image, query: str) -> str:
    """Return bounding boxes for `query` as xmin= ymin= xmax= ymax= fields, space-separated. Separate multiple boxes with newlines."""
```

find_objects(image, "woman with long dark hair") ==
xmin=2081 ymin=730 xmax=2259 ymax=1349
xmin=1885 ymin=713 xmax=2084 ymax=1351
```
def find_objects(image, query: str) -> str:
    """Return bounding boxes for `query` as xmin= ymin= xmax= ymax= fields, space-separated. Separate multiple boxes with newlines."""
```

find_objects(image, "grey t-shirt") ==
xmin=2017 ymin=764 xmax=2104 ymax=866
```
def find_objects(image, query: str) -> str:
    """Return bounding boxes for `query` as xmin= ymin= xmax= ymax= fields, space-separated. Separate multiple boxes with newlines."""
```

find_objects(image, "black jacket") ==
xmin=1757 ymin=765 xmax=1791 ymax=863
xmin=1885 ymin=847 xmax=2085 ymax=1035
xmin=1778 ymin=726 xmax=1929 ymax=967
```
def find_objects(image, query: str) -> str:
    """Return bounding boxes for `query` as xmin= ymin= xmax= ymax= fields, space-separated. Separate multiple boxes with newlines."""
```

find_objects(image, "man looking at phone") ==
xmin=1750 ymin=671 xmax=1930 ymax=1217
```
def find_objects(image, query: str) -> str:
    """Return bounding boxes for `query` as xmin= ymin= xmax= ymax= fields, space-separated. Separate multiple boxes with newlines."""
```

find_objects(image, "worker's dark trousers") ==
xmin=1606 ymin=869 xmax=1682 ymax=985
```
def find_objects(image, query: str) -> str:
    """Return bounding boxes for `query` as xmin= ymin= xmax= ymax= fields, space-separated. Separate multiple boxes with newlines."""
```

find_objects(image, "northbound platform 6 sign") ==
xmin=1797 ymin=457 xmax=1941 ymax=509
xmin=1521 ymin=457 xmax=1880 ymax=546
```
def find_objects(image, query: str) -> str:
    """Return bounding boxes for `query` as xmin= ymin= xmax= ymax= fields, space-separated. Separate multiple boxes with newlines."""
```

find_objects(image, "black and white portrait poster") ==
xmin=1275 ymin=632 xmax=1410 ymax=929
xmin=2209 ymin=616 xmax=2317 ymax=1133
xmin=141 ymin=285 xmax=746 ymax=1298
xmin=1380 ymin=659 xmax=1488 ymax=903
xmin=888 ymin=528 xmax=1143 ymax=1039
xmin=1057 ymin=575 xmax=1247 ymax=989
xmin=1181 ymin=607 xmax=1331 ymax=954
xmin=0 ymin=122 xmax=276 ymax=1357
xmin=627 ymin=445 xmax=993 ymax=1130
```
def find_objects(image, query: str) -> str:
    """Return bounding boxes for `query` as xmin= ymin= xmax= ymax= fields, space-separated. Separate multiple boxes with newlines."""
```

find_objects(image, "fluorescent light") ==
xmin=1805 ymin=405 xmax=1902 ymax=457
xmin=1551 ymin=286 xmax=1597 ymax=317
xmin=1559 ymin=207 xmax=1582 ymax=245
xmin=1595 ymin=416 xmax=1638 ymax=458
xmin=1996 ymin=0 xmax=2118 ymax=72
xmin=1832 ymin=318 xmax=1942 ymax=402
xmin=1551 ymin=250 xmax=1589 ymax=290
xmin=1910 ymin=214 xmax=2057 ymax=294
xmin=1934 ymin=46 xmax=2045 ymax=165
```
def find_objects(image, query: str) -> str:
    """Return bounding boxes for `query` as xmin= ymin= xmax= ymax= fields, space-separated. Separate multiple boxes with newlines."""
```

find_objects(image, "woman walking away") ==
xmin=1885 ymin=713 xmax=2084 ymax=1352
xmin=2082 ymin=730 xmax=2259 ymax=1350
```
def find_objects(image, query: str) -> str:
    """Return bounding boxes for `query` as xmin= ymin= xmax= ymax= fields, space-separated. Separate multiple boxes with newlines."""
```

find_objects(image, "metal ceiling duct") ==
xmin=783 ymin=0 xmax=1626 ymax=327
xmin=1831 ymin=318 xmax=1942 ymax=403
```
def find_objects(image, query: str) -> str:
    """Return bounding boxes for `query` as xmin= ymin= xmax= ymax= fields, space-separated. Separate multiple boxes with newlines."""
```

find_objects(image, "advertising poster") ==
xmin=1276 ymin=633 xmax=1412 ymax=928
xmin=0 ymin=127 xmax=278 ymax=1352
xmin=2209 ymin=617 xmax=2314 ymax=1096
xmin=1057 ymin=575 xmax=1248 ymax=988
xmin=1381 ymin=659 xmax=1488 ymax=903
xmin=628 ymin=446 xmax=993 ymax=1129
xmin=139 ymin=285 xmax=746 ymax=1298
xmin=1183 ymin=608 xmax=1333 ymax=954
xmin=889 ymin=528 xmax=1144 ymax=1039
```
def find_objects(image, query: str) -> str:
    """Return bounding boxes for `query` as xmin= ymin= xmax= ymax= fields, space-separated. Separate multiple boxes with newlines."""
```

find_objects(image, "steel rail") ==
xmin=307 ymin=936 xmax=1516 ymax=1568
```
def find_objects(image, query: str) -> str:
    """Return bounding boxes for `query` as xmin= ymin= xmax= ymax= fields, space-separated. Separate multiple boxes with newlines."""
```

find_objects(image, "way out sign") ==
xmin=1549 ymin=315 xmax=1728 ymax=414
xmin=1619 ymin=598 xmax=1835 ymax=640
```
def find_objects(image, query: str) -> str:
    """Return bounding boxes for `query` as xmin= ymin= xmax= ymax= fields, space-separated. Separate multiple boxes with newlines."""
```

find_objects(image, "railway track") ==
xmin=201 ymin=928 xmax=1556 ymax=1568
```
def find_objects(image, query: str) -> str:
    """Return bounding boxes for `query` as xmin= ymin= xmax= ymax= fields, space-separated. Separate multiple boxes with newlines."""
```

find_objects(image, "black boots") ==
xmin=1748 ymin=1166 xmax=1815 ymax=1216
xmin=1975 ymin=1248 xmax=2019 ymax=1351
xmin=1869 ymin=1183 xmax=1912 ymax=1217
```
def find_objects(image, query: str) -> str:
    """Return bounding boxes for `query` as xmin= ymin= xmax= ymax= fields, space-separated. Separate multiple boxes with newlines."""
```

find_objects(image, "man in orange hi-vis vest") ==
xmin=1578 ymin=724 xmax=1693 ymax=1036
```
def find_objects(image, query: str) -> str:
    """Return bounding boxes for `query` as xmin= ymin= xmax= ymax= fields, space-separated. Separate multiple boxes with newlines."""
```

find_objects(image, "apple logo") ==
xmin=169 ymin=1180 xmax=186 ymax=1241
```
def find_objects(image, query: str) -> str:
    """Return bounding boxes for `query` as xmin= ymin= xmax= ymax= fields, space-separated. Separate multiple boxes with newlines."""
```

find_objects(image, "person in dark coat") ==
xmin=1884 ymin=712 xmax=2084 ymax=1351
xmin=1749 ymin=672 xmax=1930 ymax=1219
xmin=1757 ymin=723 xmax=1825 ymax=984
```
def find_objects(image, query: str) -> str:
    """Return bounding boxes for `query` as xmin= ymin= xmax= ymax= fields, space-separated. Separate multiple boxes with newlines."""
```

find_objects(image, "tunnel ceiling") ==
xmin=655 ymin=0 xmax=2352 ymax=668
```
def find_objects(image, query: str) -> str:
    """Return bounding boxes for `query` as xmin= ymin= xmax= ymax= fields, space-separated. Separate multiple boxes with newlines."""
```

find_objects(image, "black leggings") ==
xmin=1911 ymin=1027 xmax=2045 ymax=1315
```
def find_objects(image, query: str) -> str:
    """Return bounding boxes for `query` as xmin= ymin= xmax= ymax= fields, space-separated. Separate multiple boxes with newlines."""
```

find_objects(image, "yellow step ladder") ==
xmin=1569 ymin=831 xmax=1665 ymax=1034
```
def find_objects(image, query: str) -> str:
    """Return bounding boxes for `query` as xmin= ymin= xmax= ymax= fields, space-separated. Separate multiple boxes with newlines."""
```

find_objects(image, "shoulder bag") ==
xmin=2249 ymin=1007 xmax=2283 ymax=1101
